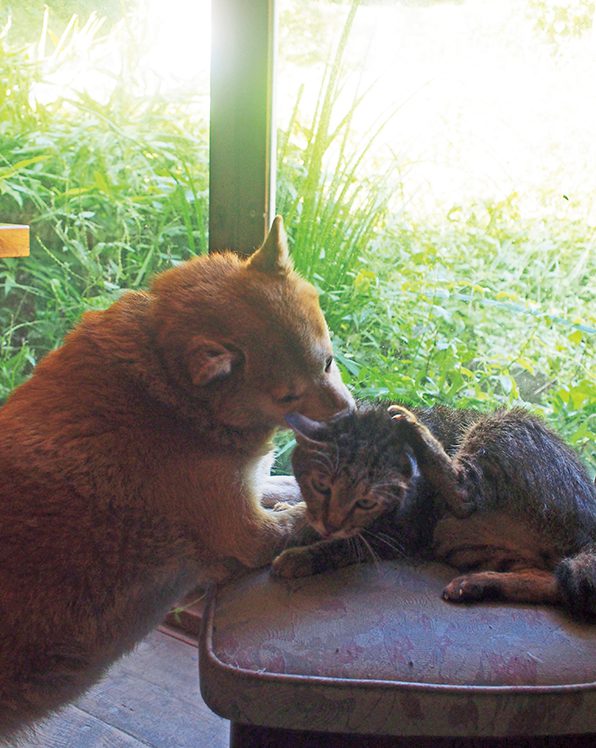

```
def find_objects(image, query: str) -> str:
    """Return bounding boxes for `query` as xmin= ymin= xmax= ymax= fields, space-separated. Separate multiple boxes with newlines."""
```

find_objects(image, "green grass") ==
xmin=322 ymin=200 xmax=594 ymax=468
xmin=1 ymin=4 xmax=594 ymax=476
xmin=0 ymin=12 xmax=208 ymax=395
xmin=277 ymin=0 xmax=398 ymax=290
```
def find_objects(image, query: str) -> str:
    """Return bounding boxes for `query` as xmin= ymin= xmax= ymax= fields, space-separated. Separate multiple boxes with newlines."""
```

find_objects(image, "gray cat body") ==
xmin=274 ymin=403 xmax=596 ymax=619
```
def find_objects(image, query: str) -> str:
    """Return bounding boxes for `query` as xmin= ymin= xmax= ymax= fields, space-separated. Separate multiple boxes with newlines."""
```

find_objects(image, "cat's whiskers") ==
xmin=377 ymin=530 xmax=405 ymax=551
xmin=356 ymin=532 xmax=381 ymax=570
xmin=348 ymin=536 xmax=364 ymax=563
xmin=363 ymin=528 xmax=407 ymax=559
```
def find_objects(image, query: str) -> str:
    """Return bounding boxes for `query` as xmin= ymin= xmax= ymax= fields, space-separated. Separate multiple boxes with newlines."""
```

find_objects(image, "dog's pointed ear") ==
xmin=187 ymin=338 xmax=242 ymax=386
xmin=247 ymin=215 xmax=292 ymax=274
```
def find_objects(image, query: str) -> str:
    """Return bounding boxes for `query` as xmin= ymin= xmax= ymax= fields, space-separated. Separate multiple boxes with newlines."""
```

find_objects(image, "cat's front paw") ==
xmin=388 ymin=404 xmax=419 ymax=426
xmin=442 ymin=573 xmax=500 ymax=603
xmin=388 ymin=405 xmax=426 ymax=442
xmin=271 ymin=548 xmax=316 ymax=579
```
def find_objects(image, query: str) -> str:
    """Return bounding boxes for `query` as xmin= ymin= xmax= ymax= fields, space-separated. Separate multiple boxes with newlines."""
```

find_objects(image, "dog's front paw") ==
xmin=271 ymin=548 xmax=316 ymax=579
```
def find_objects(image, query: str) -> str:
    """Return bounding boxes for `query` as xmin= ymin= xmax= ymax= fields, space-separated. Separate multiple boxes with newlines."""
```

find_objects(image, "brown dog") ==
xmin=0 ymin=217 xmax=353 ymax=740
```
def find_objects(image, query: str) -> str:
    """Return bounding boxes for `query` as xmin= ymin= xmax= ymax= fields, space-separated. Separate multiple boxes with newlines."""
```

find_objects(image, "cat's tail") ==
xmin=555 ymin=545 xmax=596 ymax=619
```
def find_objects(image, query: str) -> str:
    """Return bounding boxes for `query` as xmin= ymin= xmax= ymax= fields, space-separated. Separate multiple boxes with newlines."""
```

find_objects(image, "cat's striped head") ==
xmin=287 ymin=405 xmax=418 ymax=540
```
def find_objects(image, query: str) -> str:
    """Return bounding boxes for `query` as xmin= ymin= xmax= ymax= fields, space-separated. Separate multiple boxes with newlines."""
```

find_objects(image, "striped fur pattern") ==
xmin=273 ymin=403 xmax=596 ymax=619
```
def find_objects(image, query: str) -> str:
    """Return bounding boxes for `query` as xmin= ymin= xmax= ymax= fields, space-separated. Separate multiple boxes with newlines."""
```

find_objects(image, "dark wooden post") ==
xmin=209 ymin=0 xmax=276 ymax=255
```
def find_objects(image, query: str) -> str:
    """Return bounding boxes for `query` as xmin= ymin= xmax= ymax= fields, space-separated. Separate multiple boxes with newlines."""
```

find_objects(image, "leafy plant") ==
xmin=0 ymin=12 xmax=208 ymax=396
xmin=277 ymin=0 xmax=399 ymax=290
xmin=1 ymin=3 xmax=594 ymax=479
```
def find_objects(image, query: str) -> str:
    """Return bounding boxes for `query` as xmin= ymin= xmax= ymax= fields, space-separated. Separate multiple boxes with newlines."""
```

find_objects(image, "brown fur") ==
xmin=0 ymin=217 xmax=353 ymax=741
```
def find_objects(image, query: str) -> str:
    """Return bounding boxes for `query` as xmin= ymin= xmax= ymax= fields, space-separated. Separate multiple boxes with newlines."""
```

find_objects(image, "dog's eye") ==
xmin=355 ymin=498 xmax=376 ymax=510
xmin=278 ymin=393 xmax=301 ymax=404
xmin=324 ymin=356 xmax=333 ymax=372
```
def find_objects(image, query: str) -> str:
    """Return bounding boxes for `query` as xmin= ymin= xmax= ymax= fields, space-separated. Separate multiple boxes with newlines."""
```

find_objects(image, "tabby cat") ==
xmin=272 ymin=403 xmax=596 ymax=619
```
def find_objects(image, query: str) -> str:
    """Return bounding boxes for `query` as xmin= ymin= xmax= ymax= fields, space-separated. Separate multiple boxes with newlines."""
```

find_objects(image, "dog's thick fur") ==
xmin=0 ymin=217 xmax=353 ymax=741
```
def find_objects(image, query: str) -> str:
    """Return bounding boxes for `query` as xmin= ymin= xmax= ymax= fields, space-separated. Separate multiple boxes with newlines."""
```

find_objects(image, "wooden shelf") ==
xmin=0 ymin=224 xmax=30 ymax=257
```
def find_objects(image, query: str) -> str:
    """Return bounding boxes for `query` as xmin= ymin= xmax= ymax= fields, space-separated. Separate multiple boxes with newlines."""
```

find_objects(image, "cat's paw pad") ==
xmin=271 ymin=548 xmax=315 ymax=579
xmin=442 ymin=574 xmax=498 ymax=603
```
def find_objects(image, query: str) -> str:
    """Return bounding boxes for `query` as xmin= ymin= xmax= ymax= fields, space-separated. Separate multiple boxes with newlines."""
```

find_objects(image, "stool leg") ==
xmin=230 ymin=723 xmax=297 ymax=748
xmin=229 ymin=725 xmax=596 ymax=748
xmin=229 ymin=723 xmax=368 ymax=747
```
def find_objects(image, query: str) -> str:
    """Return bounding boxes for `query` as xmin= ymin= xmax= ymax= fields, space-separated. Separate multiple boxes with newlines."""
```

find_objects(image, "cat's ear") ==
xmin=246 ymin=215 xmax=292 ymax=275
xmin=186 ymin=337 xmax=242 ymax=386
xmin=285 ymin=412 xmax=329 ymax=446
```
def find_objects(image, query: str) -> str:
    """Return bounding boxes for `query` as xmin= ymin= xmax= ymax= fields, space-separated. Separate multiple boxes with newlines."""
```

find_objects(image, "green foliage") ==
xmin=529 ymin=0 xmax=595 ymax=43
xmin=0 ymin=14 xmax=208 ymax=396
xmin=277 ymin=0 xmax=397 ymax=290
xmin=316 ymin=197 xmax=595 ymax=472
xmin=1 ymin=4 xmax=594 ymax=478
xmin=274 ymin=2 xmax=595 ymax=473
xmin=1 ymin=1 xmax=127 ymax=43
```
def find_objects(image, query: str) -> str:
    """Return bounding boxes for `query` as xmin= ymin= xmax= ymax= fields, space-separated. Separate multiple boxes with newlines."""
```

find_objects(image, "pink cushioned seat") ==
xmin=199 ymin=561 xmax=596 ymax=745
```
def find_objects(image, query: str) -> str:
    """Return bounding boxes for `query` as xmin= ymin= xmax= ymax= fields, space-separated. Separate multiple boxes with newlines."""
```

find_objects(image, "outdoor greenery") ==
xmin=1 ymin=2 xmax=594 ymax=474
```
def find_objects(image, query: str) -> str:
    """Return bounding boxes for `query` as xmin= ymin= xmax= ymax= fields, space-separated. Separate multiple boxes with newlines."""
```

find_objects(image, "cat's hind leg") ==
xmin=556 ymin=546 xmax=596 ymax=619
xmin=442 ymin=568 xmax=561 ymax=606
xmin=388 ymin=405 xmax=476 ymax=518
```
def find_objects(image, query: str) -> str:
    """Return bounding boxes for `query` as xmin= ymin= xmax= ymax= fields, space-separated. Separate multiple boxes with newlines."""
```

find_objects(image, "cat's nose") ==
xmin=323 ymin=520 xmax=341 ymax=536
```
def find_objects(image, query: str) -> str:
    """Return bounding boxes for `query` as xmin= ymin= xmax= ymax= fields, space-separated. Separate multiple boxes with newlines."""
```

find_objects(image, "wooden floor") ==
xmin=21 ymin=627 xmax=229 ymax=748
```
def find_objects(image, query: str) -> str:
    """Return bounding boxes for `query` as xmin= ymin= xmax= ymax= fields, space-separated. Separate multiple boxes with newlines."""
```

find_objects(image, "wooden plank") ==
xmin=102 ymin=629 xmax=203 ymax=699
xmin=75 ymin=629 xmax=228 ymax=748
xmin=20 ymin=703 xmax=150 ymax=747
xmin=209 ymin=0 xmax=276 ymax=255
xmin=18 ymin=629 xmax=228 ymax=748
xmin=0 ymin=223 xmax=29 ymax=257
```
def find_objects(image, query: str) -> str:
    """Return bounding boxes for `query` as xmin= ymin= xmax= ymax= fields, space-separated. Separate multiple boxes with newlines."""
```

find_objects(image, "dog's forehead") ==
xmin=241 ymin=272 xmax=328 ymax=339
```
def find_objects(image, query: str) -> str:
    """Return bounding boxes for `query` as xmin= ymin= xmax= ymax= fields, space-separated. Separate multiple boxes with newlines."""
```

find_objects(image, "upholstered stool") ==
xmin=199 ymin=561 xmax=596 ymax=747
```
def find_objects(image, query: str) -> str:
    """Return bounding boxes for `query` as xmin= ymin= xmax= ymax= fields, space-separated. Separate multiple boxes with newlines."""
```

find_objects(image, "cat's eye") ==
xmin=355 ymin=498 xmax=377 ymax=510
xmin=311 ymin=476 xmax=331 ymax=495
xmin=324 ymin=355 xmax=334 ymax=373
